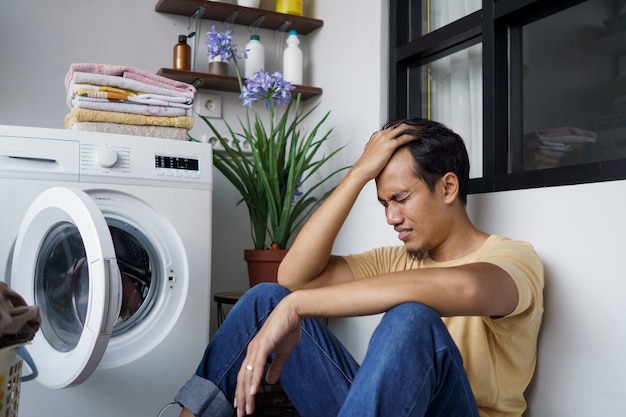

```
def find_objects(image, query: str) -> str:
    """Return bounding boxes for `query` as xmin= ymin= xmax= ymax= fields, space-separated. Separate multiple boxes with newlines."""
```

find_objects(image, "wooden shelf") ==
xmin=157 ymin=68 xmax=323 ymax=100
xmin=155 ymin=1 xmax=323 ymax=99
xmin=155 ymin=0 xmax=323 ymax=35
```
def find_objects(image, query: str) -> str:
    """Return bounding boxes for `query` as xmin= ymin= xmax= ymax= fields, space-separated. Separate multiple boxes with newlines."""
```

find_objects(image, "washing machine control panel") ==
xmin=77 ymin=133 xmax=211 ymax=188
xmin=0 ymin=125 xmax=212 ymax=188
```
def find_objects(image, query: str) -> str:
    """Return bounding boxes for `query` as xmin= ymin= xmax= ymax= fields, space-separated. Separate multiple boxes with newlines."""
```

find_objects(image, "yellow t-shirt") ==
xmin=342 ymin=235 xmax=544 ymax=417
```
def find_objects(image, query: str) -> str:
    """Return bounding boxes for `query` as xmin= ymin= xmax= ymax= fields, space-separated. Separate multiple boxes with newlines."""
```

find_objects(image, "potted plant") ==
xmin=198 ymin=27 xmax=348 ymax=286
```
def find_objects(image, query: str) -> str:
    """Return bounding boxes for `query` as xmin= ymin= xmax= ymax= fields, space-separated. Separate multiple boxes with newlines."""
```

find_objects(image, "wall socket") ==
xmin=195 ymin=93 xmax=222 ymax=118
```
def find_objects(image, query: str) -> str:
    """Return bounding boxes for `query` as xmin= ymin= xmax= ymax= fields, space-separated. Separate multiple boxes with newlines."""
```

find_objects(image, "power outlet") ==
xmin=195 ymin=93 xmax=222 ymax=118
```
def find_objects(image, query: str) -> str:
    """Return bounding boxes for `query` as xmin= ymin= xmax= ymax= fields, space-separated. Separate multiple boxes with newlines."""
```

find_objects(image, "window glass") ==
xmin=421 ymin=0 xmax=482 ymax=34
xmin=522 ymin=0 xmax=626 ymax=171
xmin=418 ymin=44 xmax=483 ymax=178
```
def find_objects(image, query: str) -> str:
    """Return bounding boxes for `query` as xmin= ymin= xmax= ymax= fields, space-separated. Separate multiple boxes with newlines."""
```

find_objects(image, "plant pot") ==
xmin=244 ymin=249 xmax=288 ymax=287
xmin=208 ymin=61 xmax=228 ymax=76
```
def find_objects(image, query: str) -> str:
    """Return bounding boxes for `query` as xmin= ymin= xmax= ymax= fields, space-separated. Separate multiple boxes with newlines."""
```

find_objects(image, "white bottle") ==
xmin=282 ymin=30 xmax=303 ymax=85
xmin=244 ymin=34 xmax=265 ymax=78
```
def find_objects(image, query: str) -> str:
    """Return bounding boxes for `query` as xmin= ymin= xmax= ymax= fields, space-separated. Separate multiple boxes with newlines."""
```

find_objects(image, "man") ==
xmin=175 ymin=118 xmax=544 ymax=417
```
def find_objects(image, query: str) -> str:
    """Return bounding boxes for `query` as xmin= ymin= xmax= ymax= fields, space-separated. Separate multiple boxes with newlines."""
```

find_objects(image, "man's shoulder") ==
xmin=481 ymin=235 xmax=541 ymax=259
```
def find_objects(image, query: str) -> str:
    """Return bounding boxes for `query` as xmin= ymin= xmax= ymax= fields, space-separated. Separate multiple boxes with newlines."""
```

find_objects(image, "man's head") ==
xmin=381 ymin=118 xmax=470 ymax=205
xmin=375 ymin=118 xmax=472 ymax=259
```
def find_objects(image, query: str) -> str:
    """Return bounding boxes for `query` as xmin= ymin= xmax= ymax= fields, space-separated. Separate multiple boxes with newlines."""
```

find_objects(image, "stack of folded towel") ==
xmin=64 ymin=63 xmax=196 ymax=140
xmin=523 ymin=127 xmax=597 ymax=169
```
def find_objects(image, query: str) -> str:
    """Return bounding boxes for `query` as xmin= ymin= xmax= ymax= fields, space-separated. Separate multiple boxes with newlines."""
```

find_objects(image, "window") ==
xmin=420 ymin=1 xmax=481 ymax=35
xmin=418 ymin=43 xmax=483 ymax=179
xmin=390 ymin=0 xmax=626 ymax=192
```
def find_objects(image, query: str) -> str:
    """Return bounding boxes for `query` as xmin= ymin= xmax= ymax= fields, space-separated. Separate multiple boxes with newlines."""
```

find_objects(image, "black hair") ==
xmin=382 ymin=118 xmax=470 ymax=205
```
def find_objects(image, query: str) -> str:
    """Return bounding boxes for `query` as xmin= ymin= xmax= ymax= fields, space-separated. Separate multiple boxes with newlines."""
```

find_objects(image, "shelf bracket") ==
xmin=249 ymin=15 xmax=266 ymax=30
xmin=192 ymin=78 xmax=205 ymax=89
xmin=189 ymin=6 xmax=206 ymax=72
xmin=224 ymin=11 xmax=239 ymax=30
xmin=191 ymin=5 xmax=206 ymax=21
xmin=277 ymin=20 xmax=293 ymax=32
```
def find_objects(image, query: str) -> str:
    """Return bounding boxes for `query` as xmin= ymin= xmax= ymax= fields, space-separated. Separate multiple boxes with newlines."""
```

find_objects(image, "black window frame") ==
xmin=389 ymin=0 xmax=626 ymax=194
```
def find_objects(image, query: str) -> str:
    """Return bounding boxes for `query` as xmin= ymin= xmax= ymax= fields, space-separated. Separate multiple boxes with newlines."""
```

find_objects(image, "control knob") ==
xmin=95 ymin=147 xmax=119 ymax=168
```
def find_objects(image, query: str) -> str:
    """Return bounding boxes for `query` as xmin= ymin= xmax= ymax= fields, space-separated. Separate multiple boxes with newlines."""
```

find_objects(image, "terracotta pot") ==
xmin=244 ymin=249 xmax=288 ymax=287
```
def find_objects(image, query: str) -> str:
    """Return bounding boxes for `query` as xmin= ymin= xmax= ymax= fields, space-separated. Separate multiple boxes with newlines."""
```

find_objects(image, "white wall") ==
xmin=0 ymin=0 xmax=391 ymax=339
xmin=0 ymin=1 xmax=178 ymax=128
xmin=468 ymin=182 xmax=626 ymax=416
xmin=2 ymin=1 xmax=625 ymax=415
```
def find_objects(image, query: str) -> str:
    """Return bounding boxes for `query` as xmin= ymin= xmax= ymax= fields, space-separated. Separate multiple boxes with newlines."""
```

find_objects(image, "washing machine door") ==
xmin=11 ymin=187 xmax=122 ymax=389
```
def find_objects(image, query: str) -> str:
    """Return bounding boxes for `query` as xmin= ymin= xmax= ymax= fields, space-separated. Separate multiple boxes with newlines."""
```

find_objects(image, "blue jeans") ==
xmin=175 ymin=283 xmax=479 ymax=417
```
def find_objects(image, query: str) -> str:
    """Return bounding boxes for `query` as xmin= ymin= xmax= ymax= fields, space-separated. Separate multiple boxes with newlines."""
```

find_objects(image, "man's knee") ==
xmin=373 ymin=302 xmax=453 ymax=350
xmin=237 ymin=282 xmax=291 ymax=310
xmin=383 ymin=302 xmax=442 ymax=329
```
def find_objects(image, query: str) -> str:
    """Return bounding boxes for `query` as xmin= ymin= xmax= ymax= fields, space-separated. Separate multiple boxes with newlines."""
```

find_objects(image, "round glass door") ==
xmin=35 ymin=222 xmax=90 ymax=352
xmin=11 ymin=187 xmax=121 ymax=389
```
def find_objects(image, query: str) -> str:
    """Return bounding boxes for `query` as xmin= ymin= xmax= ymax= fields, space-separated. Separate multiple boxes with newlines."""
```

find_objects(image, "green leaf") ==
xmin=194 ymin=91 xmax=349 ymax=250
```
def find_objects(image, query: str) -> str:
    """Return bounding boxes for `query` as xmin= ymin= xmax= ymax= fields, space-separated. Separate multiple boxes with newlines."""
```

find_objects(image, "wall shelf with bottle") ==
xmin=155 ymin=0 xmax=323 ymax=98
xmin=156 ymin=68 xmax=322 ymax=100
xmin=155 ymin=0 xmax=323 ymax=34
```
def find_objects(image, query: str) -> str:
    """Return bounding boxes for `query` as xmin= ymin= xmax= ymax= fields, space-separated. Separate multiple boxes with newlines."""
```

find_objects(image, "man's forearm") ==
xmin=277 ymin=168 xmax=370 ymax=289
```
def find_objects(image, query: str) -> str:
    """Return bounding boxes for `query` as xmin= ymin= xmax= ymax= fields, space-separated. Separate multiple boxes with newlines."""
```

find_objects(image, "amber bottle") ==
xmin=173 ymin=35 xmax=191 ymax=70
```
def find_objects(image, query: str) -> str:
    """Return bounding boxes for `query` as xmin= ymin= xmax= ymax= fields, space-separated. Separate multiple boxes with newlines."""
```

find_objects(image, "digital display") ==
xmin=155 ymin=155 xmax=199 ymax=171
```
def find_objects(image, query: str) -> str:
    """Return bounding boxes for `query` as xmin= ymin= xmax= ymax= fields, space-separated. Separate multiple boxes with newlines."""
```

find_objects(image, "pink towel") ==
xmin=65 ymin=63 xmax=195 ymax=94
xmin=524 ymin=127 xmax=597 ymax=144
xmin=534 ymin=127 xmax=597 ymax=140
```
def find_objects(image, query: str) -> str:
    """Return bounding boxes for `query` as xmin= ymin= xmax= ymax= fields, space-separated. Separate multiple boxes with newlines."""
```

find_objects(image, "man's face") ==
xmin=376 ymin=148 xmax=448 ymax=259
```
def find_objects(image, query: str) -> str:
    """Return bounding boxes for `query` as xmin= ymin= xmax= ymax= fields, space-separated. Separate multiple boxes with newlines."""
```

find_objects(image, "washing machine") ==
xmin=0 ymin=125 xmax=213 ymax=417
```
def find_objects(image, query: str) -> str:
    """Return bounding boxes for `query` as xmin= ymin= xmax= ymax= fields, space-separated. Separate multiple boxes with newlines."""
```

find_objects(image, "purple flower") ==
xmin=206 ymin=26 xmax=246 ymax=62
xmin=292 ymin=176 xmax=304 ymax=206
xmin=239 ymin=70 xmax=295 ymax=110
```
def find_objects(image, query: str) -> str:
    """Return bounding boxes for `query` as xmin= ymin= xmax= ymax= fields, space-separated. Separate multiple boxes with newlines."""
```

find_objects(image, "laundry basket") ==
xmin=0 ymin=345 xmax=36 ymax=417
